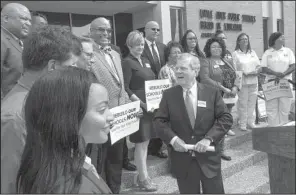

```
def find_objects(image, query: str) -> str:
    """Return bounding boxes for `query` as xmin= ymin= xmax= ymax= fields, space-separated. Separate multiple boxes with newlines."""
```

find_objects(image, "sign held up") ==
xmin=109 ymin=101 xmax=140 ymax=145
xmin=145 ymin=79 xmax=172 ymax=112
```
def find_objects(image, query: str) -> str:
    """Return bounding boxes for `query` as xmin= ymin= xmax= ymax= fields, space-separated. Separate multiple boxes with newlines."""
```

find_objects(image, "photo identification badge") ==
xmin=198 ymin=100 xmax=207 ymax=108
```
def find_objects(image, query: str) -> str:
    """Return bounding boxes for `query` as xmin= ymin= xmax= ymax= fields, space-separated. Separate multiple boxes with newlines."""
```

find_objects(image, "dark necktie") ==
xmin=151 ymin=43 xmax=161 ymax=71
xmin=19 ymin=40 xmax=23 ymax=50
xmin=185 ymin=90 xmax=195 ymax=128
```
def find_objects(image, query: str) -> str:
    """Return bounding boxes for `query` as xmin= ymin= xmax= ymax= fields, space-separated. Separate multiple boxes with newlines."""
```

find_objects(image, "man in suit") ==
xmin=153 ymin=53 xmax=233 ymax=194
xmin=1 ymin=3 xmax=31 ymax=99
xmin=1 ymin=26 xmax=81 ymax=193
xmin=89 ymin=17 xmax=141 ymax=193
xmin=142 ymin=21 xmax=167 ymax=159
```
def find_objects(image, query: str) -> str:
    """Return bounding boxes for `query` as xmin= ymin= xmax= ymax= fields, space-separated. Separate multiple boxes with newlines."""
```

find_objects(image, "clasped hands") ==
xmin=172 ymin=137 xmax=211 ymax=153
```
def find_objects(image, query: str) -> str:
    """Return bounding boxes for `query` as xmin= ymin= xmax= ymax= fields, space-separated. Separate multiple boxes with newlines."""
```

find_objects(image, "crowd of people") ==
xmin=1 ymin=2 xmax=295 ymax=194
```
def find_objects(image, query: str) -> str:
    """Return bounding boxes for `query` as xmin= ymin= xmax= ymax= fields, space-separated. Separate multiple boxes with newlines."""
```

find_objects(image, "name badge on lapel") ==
xmin=214 ymin=65 xmax=220 ymax=69
xmin=198 ymin=100 xmax=207 ymax=108
xmin=145 ymin=63 xmax=151 ymax=68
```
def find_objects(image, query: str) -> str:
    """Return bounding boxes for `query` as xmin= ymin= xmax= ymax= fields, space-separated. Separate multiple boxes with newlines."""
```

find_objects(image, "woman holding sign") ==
xmin=261 ymin=32 xmax=295 ymax=126
xmin=122 ymin=30 xmax=158 ymax=191
xmin=16 ymin=67 xmax=114 ymax=193
xmin=200 ymin=37 xmax=242 ymax=161
xmin=232 ymin=33 xmax=261 ymax=131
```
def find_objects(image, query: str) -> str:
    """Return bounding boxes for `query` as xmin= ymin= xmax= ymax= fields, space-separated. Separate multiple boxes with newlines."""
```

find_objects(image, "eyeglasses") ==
xmin=91 ymin=27 xmax=113 ymax=34
xmin=211 ymin=46 xmax=222 ymax=49
xmin=187 ymin=37 xmax=197 ymax=41
xmin=239 ymin=38 xmax=248 ymax=41
xmin=151 ymin=28 xmax=160 ymax=32
xmin=173 ymin=66 xmax=189 ymax=71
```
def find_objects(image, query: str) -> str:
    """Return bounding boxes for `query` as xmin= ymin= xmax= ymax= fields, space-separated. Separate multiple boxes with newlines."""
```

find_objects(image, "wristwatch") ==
xmin=204 ymin=136 xmax=213 ymax=143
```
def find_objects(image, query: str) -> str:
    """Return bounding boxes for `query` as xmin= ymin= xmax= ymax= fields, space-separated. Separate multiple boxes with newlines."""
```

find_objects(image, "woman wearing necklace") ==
xmin=200 ymin=37 xmax=241 ymax=161
xmin=158 ymin=41 xmax=183 ymax=86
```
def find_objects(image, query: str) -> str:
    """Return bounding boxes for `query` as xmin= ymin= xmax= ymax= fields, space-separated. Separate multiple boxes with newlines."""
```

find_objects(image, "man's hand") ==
xmin=137 ymin=107 xmax=144 ymax=118
xmin=194 ymin=138 xmax=211 ymax=153
xmin=172 ymin=138 xmax=188 ymax=152
xmin=231 ymin=87 xmax=238 ymax=96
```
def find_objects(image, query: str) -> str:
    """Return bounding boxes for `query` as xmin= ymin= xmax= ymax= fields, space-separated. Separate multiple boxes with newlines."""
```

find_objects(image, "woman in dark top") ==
xmin=16 ymin=67 xmax=114 ymax=194
xmin=122 ymin=30 xmax=157 ymax=192
xmin=180 ymin=29 xmax=205 ymax=59
xmin=200 ymin=37 xmax=241 ymax=161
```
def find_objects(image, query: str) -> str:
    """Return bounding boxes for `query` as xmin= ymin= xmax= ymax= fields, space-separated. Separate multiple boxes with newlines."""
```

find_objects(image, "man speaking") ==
xmin=153 ymin=53 xmax=233 ymax=194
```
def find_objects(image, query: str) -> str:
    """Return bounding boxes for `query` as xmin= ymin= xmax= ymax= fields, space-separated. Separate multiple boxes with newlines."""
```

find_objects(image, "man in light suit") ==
xmin=1 ymin=3 xmax=31 ymax=99
xmin=153 ymin=53 xmax=233 ymax=194
xmin=142 ymin=21 xmax=167 ymax=158
xmin=89 ymin=17 xmax=140 ymax=193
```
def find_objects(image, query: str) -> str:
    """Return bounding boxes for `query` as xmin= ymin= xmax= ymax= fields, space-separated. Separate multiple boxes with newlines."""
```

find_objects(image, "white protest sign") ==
xmin=262 ymin=80 xmax=293 ymax=101
xmin=145 ymin=79 xmax=172 ymax=112
xmin=109 ymin=101 xmax=140 ymax=145
xmin=223 ymin=94 xmax=238 ymax=104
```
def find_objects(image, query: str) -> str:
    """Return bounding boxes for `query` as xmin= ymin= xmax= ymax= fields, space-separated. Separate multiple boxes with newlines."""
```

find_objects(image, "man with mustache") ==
xmin=1 ymin=3 xmax=31 ymax=99
xmin=89 ymin=17 xmax=141 ymax=193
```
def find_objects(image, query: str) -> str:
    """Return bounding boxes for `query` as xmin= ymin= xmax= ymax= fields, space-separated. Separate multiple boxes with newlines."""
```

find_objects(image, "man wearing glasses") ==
xmin=88 ymin=17 xmax=141 ymax=194
xmin=142 ymin=21 xmax=168 ymax=159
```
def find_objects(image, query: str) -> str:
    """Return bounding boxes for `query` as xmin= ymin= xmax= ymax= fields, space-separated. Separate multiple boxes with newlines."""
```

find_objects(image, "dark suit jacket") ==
xmin=122 ymin=54 xmax=155 ymax=102
xmin=142 ymin=41 xmax=166 ymax=76
xmin=1 ymin=28 xmax=23 ymax=98
xmin=153 ymin=82 xmax=233 ymax=179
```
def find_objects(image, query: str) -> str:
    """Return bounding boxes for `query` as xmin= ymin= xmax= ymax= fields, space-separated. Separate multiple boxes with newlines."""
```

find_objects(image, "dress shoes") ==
xmin=123 ymin=161 xmax=137 ymax=171
xmin=150 ymin=151 xmax=168 ymax=158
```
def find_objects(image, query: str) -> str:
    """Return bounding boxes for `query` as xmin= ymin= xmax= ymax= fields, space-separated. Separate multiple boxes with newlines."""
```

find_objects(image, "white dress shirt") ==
xmin=170 ymin=81 xmax=198 ymax=146
xmin=145 ymin=38 xmax=160 ymax=62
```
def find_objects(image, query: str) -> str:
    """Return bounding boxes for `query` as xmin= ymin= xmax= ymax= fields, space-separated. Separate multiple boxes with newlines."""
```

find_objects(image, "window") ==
xmin=277 ymin=19 xmax=284 ymax=33
xmin=263 ymin=17 xmax=269 ymax=52
xmin=37 ymin=11 xmax=71 ymax=31
xmin=170 ymin=7 xmax=184 ymax=42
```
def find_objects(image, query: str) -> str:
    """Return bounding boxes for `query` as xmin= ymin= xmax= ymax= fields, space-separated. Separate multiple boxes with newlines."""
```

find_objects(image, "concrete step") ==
xmin=224 ymin=159 xmax=270 ymax=194
xmin=121 ymin=139 xmax=267 ymax=191
xmin=121 ymin=160 xmax=269 ymax=194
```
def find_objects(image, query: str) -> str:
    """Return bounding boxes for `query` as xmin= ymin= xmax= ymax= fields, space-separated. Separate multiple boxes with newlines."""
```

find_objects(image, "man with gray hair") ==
xmin=153 ymin=53 xmax=233 ymax=194
xmin=1 ymin=3 xmax=31 ymax=99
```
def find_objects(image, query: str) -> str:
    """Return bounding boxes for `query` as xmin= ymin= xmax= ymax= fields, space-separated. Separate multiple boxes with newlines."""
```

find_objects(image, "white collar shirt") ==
xmin=145 ymin=38 xmax=160 ymax=61
xmin=261 ymin=46 xmax=295 ymax=81
xmin=182 ymin=80 xmax=198 ymax=118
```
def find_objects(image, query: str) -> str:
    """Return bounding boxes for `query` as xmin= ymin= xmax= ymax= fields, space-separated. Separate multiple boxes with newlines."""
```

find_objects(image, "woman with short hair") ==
xmin=16 ymin=67 xmax=114 ymax=194
xmin=158 ymin=41 xmax=183 ymax=86
xmin=122 ymin=30 xmax=157 ymax=191
xmin=261 ymin=32 xmax=295 ymax=126
xmin=232 ymin=33 xmax=261 ymax=131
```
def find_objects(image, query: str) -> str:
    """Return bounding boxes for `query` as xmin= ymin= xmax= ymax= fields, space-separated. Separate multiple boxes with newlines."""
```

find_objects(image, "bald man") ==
xmin=89 ymin=17 xmax=139 ymax=193
xmin=142 ymin=21 xmax=168 ymax=159
xmin=1 ymin=3 xmax=31 ymax=99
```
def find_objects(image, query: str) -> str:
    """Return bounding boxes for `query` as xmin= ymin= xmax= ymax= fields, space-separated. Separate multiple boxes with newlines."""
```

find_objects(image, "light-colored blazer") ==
xmin=91 ymin=41 xmax=131 ymax=109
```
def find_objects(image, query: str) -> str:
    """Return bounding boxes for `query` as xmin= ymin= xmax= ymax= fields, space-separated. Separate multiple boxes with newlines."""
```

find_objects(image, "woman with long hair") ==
xmin=180 ymin=29 xmax=205 ymax=59
xmin=16 ymin=67 xmax=114 ymax=193
xmin=158 ymin=41 xmax=183 ymax=86
xmin=232 ymin=33 xmax=261 ymax=131
xmin=200 ymin=37 xmax=241 ymax=161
